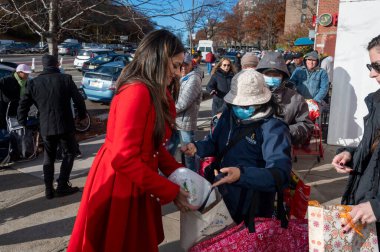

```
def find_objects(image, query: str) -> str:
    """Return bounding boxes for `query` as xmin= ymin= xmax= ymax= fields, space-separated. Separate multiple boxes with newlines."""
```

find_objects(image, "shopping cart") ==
xmin=292 ymin=99 xmax=324 ymax=163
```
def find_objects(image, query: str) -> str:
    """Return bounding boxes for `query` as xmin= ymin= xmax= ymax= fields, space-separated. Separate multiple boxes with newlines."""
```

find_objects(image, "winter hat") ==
xmin=183 ymin=53 xmax=193 ymax=65
xmin=256 ymin=51 xmax=290 ymax=78
xmin=283 ymin=54 xmax=293 ymax=62
xmin=241 ymin=53 xmax=259 ymax=67
xmin=224 ymin=69 xmax=272 ymax=106
xmin=293 ymin=52 xmax=303 ymax=59
xmin=42 ymin=54 xmax=59 ymax=68
xmin=15 ymin=64 xmax=32 ymax=74
xmin=304 ymin=51 xmax=319 ymax=60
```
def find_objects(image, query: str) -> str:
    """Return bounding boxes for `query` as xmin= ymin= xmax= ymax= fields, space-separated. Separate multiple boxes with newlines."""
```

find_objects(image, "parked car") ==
xmin=81 ymin=54 xmax=132 ymax=73
xmin=2 ymin=42 xmax=32 ymax=54
xmin=73 ymin=48 xmax=113 ymax=70
xmin=0 ymin=63 xmax=16 ymax=78
xmin=58 ymin=43 xmax=82 ymax=56
xmin=29 ymin=42 xmax=48 ymax=53
xmin=81 ymin=61 xmax=126 ymax=102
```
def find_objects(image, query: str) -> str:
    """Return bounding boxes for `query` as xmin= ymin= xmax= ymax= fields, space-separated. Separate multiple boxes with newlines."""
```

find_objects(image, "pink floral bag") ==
xmin=189 ymin=217 xmax=308 ymax=252
xmin=308 ymin=204 xmax=378 ymax=252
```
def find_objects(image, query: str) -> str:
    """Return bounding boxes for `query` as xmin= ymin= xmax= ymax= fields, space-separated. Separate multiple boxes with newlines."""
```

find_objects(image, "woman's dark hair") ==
xmin=115 ymin=29 xmax=185 ymax=149
xmin=367 ymin=34 xmax=380 ymax=51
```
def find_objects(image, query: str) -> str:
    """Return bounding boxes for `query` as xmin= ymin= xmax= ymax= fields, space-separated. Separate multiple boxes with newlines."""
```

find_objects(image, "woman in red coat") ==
xmin=67 ymin=30 xmax=191 ymax=252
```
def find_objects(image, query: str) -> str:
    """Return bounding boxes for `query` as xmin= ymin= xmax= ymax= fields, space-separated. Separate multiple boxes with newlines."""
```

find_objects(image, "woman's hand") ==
xmin=180 ymin=143 xmax=197 ymax=157
xmin=212 ymin=167 xmax=241 ymax=187
xmin=173 ymin=188 xmax=192 ymax=213
xmin=342 ymin=202 xmax=377 ymax=233
xmin=332 ymin=151 xmax=353 ymax=174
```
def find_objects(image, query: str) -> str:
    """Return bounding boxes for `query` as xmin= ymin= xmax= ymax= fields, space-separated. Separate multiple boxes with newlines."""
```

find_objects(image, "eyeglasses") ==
xmin=367 ymin=62 xmax=380 ymax=73
xmin=222 ymin=64 xmax=230 ymax=67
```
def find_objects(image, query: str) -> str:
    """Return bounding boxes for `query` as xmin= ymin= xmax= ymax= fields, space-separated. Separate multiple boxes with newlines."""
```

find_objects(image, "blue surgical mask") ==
xmin=232 ymin=105 xmax=255 ymax=120
xmin=264 ymin=76 xmax=282 ymax=88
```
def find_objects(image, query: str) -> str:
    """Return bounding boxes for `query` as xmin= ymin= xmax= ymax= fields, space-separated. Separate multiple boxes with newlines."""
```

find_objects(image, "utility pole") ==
xmin=190 ymin=0 xmax=194 ymax=54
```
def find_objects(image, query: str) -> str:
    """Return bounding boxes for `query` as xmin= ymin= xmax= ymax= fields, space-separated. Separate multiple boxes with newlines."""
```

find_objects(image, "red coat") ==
xmin=68 ymin=83 xmax=182 ymax=252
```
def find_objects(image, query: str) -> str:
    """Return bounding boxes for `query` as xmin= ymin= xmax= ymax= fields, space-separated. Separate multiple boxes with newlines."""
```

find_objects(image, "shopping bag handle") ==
xmin=245 ymin=168 xmax=289 ymax=233
xmin=198 ymin=187 xmax=215 ymax=212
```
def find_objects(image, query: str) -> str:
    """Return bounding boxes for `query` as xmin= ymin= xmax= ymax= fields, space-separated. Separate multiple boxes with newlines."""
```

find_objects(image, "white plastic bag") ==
xmin=169 ymin=167 xmax=216 ymax=210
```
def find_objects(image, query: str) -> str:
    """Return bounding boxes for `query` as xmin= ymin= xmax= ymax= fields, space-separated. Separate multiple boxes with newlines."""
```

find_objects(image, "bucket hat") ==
xmin=256 ymin=51 xmax=290 ymax=78
xmin=224 ymin=69 xmax=271 ymax=106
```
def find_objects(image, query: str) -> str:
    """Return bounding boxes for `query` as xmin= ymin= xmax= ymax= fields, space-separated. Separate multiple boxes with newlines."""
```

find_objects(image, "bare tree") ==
xmin=0 ymin=0 xmax=225 ymax=56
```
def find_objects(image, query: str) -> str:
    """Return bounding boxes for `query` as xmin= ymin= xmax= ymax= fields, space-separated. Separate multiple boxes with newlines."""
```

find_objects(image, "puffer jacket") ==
xmin=339 ymin=89 xmax=380 ymax=220
xmin=194 ymin=107 xmax=292 ymax=222
xmin=175 ymin=69 xmax=203 ymax=131
xmin=273 ymin=84 xmax=314 ymax=145
xmin=289 ymin=65 xmax=329 ymax=103
xmin=206 ymin=68 xmax=234 ymax=115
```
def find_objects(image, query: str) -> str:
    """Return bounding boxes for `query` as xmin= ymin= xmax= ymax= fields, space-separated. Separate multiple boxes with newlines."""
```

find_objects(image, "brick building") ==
xmin=314 ymin=0 xmax=339 ymax=57
xmin=284 ymin=0 xmax=316 ymax=33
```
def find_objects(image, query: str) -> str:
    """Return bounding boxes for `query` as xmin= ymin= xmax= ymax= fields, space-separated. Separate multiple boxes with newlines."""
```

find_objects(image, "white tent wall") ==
xmin=327 ymin=0 xmax=380 ymax=146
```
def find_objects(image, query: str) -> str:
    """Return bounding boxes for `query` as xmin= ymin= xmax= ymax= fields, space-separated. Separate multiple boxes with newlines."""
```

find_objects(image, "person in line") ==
xmin=182 ymin=69 xmax=291 ymax=223
xmin=287 ymin=52 xmax=303 ymax=76
xmin=332 ymin=34 xmax=380 ymax=238
xmin=205 ymin=51 xmax=216 ymax=75
xmin=176 ymin=53 xmax=203 ymax=171
xmin=235 ymin=52 xmax=242 ymax=72
xmin=67 ymin=30 xmax=192 ymax=252
xmin=289 ymin=51 xmax=329 ymax=105
xmin=256 ymin=51 xmax=313 ymax=145
xmin=18 ymin=55 xmax=87 ymax=199
xmin=0 ymin=64 xmax=31 ymax=130
xmin=241 ymin=53 xmax=259 ymax=70
xmin=206 ymin=57 xmax=236 ymax=116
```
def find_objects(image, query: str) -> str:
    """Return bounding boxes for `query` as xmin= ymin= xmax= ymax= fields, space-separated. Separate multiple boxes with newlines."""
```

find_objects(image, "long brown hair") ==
xmin=116 ymin=30 xmax=185 ymax=149
xmin=211 ymin=57 xmax=237 ymax=75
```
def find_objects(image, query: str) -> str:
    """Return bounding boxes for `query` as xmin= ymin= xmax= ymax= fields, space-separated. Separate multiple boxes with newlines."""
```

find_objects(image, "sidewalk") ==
xmin=0 ymin=98 xmax=347 ymax=252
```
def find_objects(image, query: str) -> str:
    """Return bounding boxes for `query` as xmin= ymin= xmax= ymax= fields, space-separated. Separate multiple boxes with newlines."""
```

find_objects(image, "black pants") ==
xmin=42 ymin=132 xmax=77 ymax=187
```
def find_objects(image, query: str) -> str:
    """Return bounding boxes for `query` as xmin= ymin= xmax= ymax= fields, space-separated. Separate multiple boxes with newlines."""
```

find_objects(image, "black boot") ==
xmin=56 ymin=181 xmax=79 ymax=197
xmin=45 ymin=184 xmax=55 ymax=199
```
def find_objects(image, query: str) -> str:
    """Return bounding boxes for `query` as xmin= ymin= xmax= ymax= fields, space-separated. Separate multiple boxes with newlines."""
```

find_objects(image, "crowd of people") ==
xmin=1 ymin=29 xmax=380 ymax=251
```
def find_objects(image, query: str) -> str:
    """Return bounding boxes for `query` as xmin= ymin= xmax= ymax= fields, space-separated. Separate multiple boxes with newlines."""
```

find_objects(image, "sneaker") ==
xmin=56 ymin=181 xmax=79 ymax=197
xmin=45 ymin=188 xmax=55 ymax=199
xmin=76 ymin=150 xmax=82 ymax=159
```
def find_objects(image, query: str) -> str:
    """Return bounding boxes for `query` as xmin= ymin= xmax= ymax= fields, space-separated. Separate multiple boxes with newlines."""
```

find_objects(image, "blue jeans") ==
xmin=179 ymin=130 xmax=196 ymax=172
xmin=207 ymin=62 xmax=212 ymax=75
xmin=166 ymin=130 xmax=180 ymax=156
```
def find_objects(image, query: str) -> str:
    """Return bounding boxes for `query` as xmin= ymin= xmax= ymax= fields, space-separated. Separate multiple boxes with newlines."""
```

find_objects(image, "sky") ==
xmin=137 ymin=0 xmax=238 ymax=45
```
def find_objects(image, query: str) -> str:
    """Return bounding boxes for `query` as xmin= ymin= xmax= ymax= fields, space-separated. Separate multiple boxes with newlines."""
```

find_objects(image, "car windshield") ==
xmin=94 ymin=55 xmax=113 ymax=62
xmin=96 ymin=66 xmax=122 ymax=75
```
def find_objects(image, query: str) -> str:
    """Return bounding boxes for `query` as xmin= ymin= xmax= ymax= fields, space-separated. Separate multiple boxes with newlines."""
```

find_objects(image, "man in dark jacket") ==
xmin=256 ymin=51 xmax=313 ymax=145
xmin=18 ymin=55 xmax=87 ymax=199
xmin=0 ymin=64 xmax=32 ymax=130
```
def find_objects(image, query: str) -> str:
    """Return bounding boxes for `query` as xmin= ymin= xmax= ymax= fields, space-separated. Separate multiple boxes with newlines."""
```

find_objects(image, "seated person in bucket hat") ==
xmin=182 ymin=69 xmax=292 ymax=223
xmin=256 ymin=51 xmax=313 ymax=145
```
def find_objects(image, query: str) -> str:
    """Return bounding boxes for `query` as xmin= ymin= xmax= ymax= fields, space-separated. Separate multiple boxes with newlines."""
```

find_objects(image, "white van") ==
xmin=197 ymin=40 xmax=215 ymax=60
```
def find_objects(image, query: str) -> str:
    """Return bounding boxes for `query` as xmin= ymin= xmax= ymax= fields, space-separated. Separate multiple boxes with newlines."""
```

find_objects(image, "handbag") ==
xmin=180 ymin=188 xmax=235 ymax=251
xmin=284 ymin=170 xmax=311 ymax=219
xmin=189 ymin=169 xmax=309 ymax=252
xmin=308 ymin=203 xmax=378 ymax=251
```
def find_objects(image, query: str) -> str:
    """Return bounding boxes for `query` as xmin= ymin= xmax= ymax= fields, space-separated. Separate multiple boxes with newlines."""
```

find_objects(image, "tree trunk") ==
xmin=48 ymin=0 xmax=59 ymax=57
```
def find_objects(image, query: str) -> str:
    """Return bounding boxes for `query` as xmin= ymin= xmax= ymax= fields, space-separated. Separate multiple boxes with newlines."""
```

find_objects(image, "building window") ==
xmin=302 ymin=0 xmax=307 ymax=9
xmin=301 ymin=14 xmax=306 ymax=23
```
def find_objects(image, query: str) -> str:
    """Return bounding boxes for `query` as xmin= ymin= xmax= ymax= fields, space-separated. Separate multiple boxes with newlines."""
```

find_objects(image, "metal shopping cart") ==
xmin=292 ymin=99 xmax=324 ymax=163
